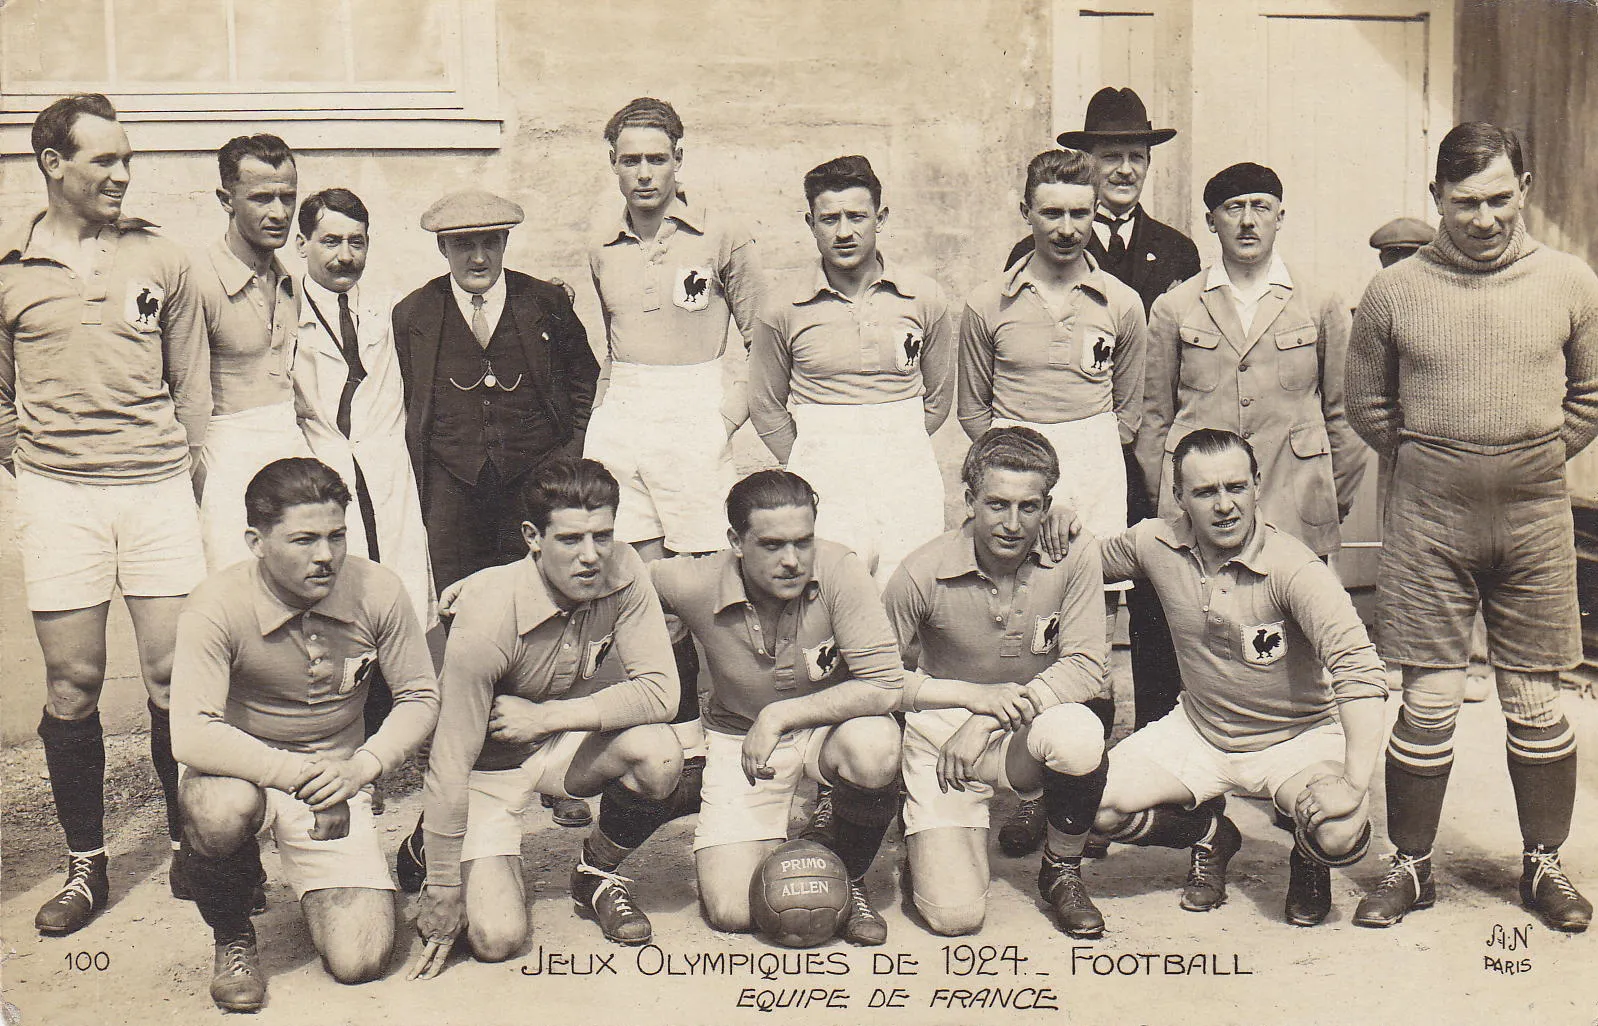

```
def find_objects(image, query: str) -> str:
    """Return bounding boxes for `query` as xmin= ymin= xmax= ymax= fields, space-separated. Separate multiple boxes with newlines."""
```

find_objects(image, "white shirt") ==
xmin=449 ymin=274 xmax=506 ymax=341
xmin=1205 ymin=254 xmax=1293 ymax=335
xmin=1093 ymin=203 xmax=1137 ymax=251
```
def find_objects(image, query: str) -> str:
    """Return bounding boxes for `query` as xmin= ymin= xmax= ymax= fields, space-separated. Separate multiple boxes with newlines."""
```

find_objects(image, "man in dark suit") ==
xmin=998 ymin=86 xmax=1201 ymax=857
xmin=393 ymin=189 xmax=599 ymax=594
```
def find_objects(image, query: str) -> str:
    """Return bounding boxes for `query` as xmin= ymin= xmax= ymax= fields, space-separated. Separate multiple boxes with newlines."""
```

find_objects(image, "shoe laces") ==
xmin=847 ymin=880 xmax=880 ymax=921
xmin=1373 ymin=851 xmax=1428 ymax=894
xmin=52 ymin=854 xmax=100 ymax=907
xmin=1526 ymin=849 xmax=1580 ymax=901
xmin=1044 ymin=859 xmax=1089 ymax=901
xmin=1292 ymin=852 xmax=1330 ymax=898
xmin=1188 ymin=840 xmax=1225 ymax=887
xmin=220 ymin=934 xmax=257 ymax=977
xmin=578 ymin=864 xmax=638 ymax=915
xmin=810 ymin=795 xmax=835 ymax=835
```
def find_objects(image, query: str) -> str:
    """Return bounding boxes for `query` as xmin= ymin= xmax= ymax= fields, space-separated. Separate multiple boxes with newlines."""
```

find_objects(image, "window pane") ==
xmin=235 ymin=1 xmax=346 ymax=85
xmin=113 ymin=0 xmax=227 ymax=84
xmin=352 ymin=0 xmax=449 ymax=84
xmin=3 ymin=0 xmax=109 ymax=84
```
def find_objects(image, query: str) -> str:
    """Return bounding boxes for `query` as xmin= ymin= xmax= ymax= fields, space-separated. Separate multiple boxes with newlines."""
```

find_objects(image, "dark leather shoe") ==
xmin=998 ymin=797 xmax=1047 ymax=857
xmin=210 ymin=924 xmax=266 ymax=1013
xmin=573 ymin=862 xmax=652 ymax=945
xmin=1285 ymin=847 xmax=1332 ymax=926
xmin=1521 ymin=847 xmax=1591 ymax=933
xmin=35 ymin=852 xmax=109 ymax=936
xmin=840 ymin=879 xmax=888 ymax=945
xmin=1353 ymin=850 xmax=1434 ymax=928
xmin=542 ymin=793 xmax=593 ymax=828
xmin=1039 ymin=856 xmax=1104 ymax=938
xmin=1181 ymin=815 xmax=1241 ymax=912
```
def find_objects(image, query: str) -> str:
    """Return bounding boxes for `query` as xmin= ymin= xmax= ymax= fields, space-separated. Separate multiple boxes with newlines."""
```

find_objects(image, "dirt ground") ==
xmin=3 ymin=675 xmax=1597 ymax=1026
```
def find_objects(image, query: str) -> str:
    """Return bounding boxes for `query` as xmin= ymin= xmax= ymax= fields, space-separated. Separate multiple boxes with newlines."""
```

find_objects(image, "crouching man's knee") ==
xmin=180 ymin=774 xmax=266 ymax=858
xmin=916 ymin=892 xmax=986 ymax=937
xmin=1026 ymin=703 xmax=1106 ymax=776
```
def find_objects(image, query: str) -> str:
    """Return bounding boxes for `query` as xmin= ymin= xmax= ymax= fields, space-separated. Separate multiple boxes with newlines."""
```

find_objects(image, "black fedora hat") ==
xmin=1057 ymin=87 xmax=1177 ymax=149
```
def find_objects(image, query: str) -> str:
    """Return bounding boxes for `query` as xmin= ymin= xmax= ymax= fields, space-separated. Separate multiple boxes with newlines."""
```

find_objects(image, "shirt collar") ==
xmin=1095 ymin=202 xmax=1140 ymax=225
xmin=513 ymin=548 xmax=638 ymax=635
xmin=601 ymin=193 xmax=704 ymax=246
xmin=713 ymin=551 xmax=821 ymax=612
xmin=1001 ymin=248 xmax=1110 ymax=303
xmin=252 ymin=560 xmax=362 ymax=635
xmin=1204 ymin=253 xmax=1293 ymax=293
xmin=1 ymin=210 xmax=158 ymax=263
xmin=933 ymin=524 xmax=1056 ymax=581
xmin=795 ymin=252 xmax=915 ymax=305
xmin=210 ymin=235 xmax=289 ymax=298
xmin=300 ymin=275 xmax=358 ymax=327
xmin=449 ymin=272 xmax=506 ymax=314
xmin=1152 ymin=514 xmax=1275 ymax=575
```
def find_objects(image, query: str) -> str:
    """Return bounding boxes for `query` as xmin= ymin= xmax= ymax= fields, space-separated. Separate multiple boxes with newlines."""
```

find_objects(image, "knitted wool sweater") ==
xmin=1346 ymin=221 xmax=1598 ymax=459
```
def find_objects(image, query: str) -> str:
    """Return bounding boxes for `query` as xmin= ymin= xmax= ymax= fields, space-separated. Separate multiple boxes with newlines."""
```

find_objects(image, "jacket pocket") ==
xmin=1275 ymin=325 xmax=1319 ymax=391
xmin=1289 ymin=421 xmax=1337 ymax=526
xmin=1177 ymin=325 xmax=1224 ymax=392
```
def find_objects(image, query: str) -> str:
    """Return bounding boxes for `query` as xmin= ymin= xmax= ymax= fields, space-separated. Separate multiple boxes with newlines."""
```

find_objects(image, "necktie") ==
xmin=1096 ymin=212 xmax=1131 ymax=266
xmin=471 ymin=293 xmax=490 ymax=348
xmin=334 ymin=293 xmax=366 ymax=439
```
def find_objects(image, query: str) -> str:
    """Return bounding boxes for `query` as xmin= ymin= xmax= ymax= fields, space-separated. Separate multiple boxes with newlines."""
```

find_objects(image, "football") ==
xmin=748 ymin=839 xmax=850 ymax=948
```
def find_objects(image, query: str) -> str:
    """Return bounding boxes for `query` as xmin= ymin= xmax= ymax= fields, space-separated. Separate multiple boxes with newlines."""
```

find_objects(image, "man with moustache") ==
xmin=170 ymin=458 xmax=439 ymax=1011
xmin=586 ymin=97 xmax=764 ymax=770
xmin=196 ymin=134 xmax=311 ymax=572
xmin=1138 ymin=162 xmax=1365 ymax=563
xmin=3 ymin=93 xmax=209 ymax=937
xmin=1094 ymin=429 xmax=1387 ymax=927
xmin=393 ymin=190 xmax=598 ymax=596
xmin=293 ymin=188 xmax=437 ymax=791
xmin=749 ymin=154 xmax=953 ymax=585
xmin=405 ymin=458 xmax=685 ymax=976
xmin=1347 ymin=122 xmax=1598 ymax=932
xmin=995 ymin=88 xmax=1202 ymax=855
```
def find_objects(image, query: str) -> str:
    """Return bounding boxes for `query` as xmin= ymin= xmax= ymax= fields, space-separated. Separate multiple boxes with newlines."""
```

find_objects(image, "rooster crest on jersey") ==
xmin=1243 ymin=621 xmax=1286 ymax=666
xmin=674 ymin=265 xmax=714 ymax=311
xmin=126 ymin=283 xmax=165 ymax=331
xmin=804 ymin=638 xmax=841 ymax=681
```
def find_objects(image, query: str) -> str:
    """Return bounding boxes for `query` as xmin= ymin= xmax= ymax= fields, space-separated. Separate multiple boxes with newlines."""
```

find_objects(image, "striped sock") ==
xmin=1507 ymin=717 xmax=1577 ymax=849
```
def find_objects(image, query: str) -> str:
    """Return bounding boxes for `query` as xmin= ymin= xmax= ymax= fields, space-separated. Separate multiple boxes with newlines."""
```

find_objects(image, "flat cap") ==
xmin=1369 ymin=216 xmax=1436 ymax=251
xmin=420 ymin=189 xmax=524 ymax=235
xmin=1203 ymin=162 xmax=1283 ymax=211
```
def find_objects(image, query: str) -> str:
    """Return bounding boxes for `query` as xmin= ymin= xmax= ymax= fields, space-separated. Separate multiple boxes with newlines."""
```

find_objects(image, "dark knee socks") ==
xmin=1105 ymin=795 xmax=1223 ymax=848
xmin=670 ymin=636 xmax=700 ymax=725
xmin=1042 ymin=755 xmax=1109 ymax=838
xmin=184 ymin=838 xmax=263 ymax=934
xmin=39 ymin=709 xmax=106 ymax=853
xmin=146 ymin=701 xmax=182 ymax=844
xmin=814 ymin=780 xmax=897 ymax=881
xmin=1384 ymin=707 xmax=1455 ymax=854
xmin=591 ymin=779 xmax=678 ymax=865
xmin=1507 ymin=718 xmax=1578 ymax=849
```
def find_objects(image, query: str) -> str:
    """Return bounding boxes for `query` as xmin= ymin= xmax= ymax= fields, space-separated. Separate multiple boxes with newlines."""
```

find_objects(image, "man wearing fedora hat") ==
xmin=392 ymin=189 xmax=599 ymax=597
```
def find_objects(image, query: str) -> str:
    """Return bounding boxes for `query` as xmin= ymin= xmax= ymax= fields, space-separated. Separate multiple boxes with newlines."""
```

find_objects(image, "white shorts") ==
xmin=788 ymin=397 xmax=945 ymax=583
xmin=459 ymin=730 xmax=592 ymax=863
xmin=13 ymin=468 xmax=205 ymax=612
xmin=585 ymin=361 xmax=733 ymax=554
xmin=901 ymin=708 xmax=1033 ymax=837
xmin=200 ymin=400 xmax=311 ymax=572
xmin=258 ymin=788 xmax=393 ymax=899
xmin=692 ymin=726 xmax=833 ymax=852
xmin=1110 ymin=699 xmax=1347 ymax=807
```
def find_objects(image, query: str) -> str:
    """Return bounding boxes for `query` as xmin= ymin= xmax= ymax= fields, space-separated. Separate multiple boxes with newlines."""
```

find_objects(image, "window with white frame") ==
xmin=0 ymin=0 xmax=500 ymax=152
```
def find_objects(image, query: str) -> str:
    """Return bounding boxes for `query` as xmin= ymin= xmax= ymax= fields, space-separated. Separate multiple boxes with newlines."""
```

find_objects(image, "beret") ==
xmin=1203 ymin=163 xmax=1283 ymax=212
xmin=1368 ymin=216 xmax=1436 ymax=251
xmin=420 ymin=189 xmax=524 ymax=235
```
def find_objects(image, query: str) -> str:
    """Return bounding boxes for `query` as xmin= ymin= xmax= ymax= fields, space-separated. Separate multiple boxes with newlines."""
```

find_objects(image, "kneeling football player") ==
xmin=884 ymin=428 xmax=1110 ymax=938
xmin=651 ymin=470 xmax=904 ymax=944
xmin=170 ymin=459 xmax=440 ymax=1011
xmin=404 ymin=458 xmax=686 ymax=978
xmin=1092 ymin=429 xmax=1387 ymax=925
